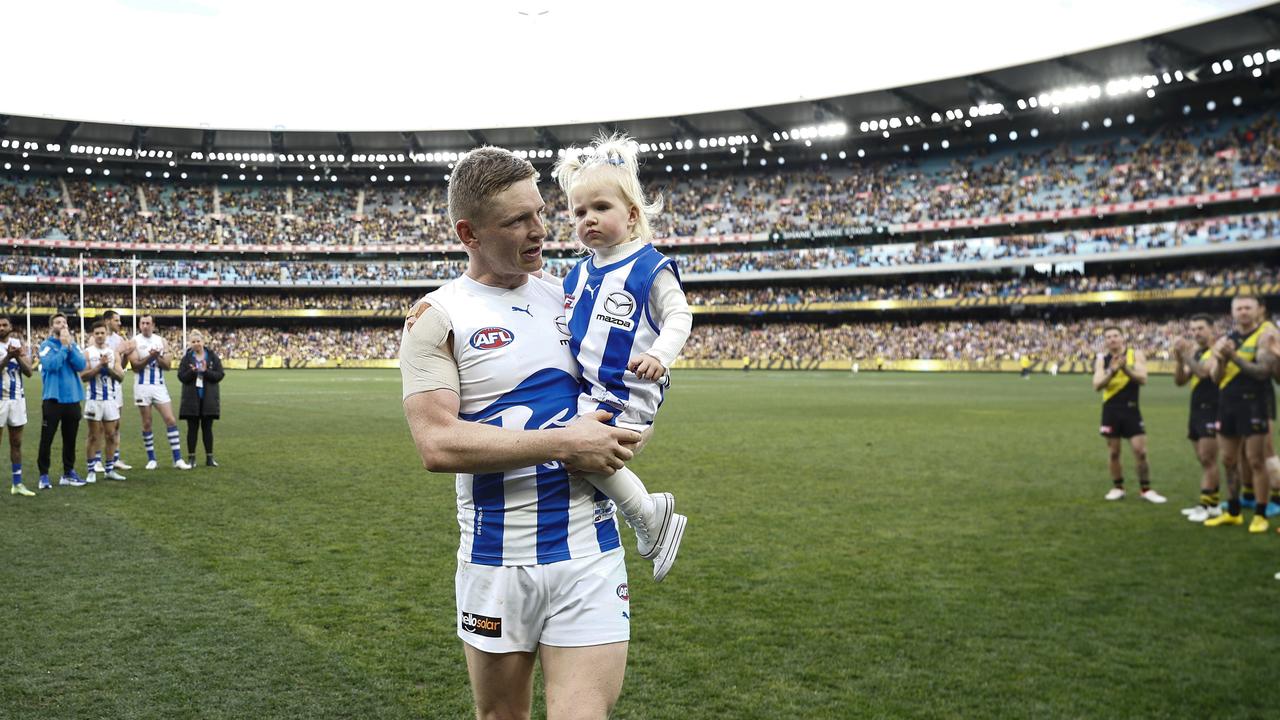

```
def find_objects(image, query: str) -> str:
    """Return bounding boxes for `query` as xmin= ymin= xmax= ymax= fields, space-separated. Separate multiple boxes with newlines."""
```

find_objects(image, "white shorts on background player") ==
xmin=134 ymin=383 xmax=172 ymax=406
xmin=455 ymin=548 xmax=629 ymax=652
xmin=0 ymin=399 xmax=26 ymax=427
xmin=84 ymin=400 xmax=121 ymax=423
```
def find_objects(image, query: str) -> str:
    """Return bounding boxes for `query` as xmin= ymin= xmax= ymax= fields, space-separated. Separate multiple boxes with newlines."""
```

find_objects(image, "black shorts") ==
xmin=1217 ymin=396 xmax=1269 ymax=438
xmin=1188 ymin=408 xmax=1218 ymax=441
xmin=1101 ymin=404 xmax=1144 ymax=439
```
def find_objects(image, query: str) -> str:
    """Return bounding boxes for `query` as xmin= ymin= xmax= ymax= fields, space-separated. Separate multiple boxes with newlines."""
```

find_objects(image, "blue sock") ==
xmin=11 ymin=463 xmax=20 ymax=486
xmin=143 ymin=431 xmax=156 ymax=462
xmin=113 ymin=449 xmax=120 ymax=463
xmin=93 ymin=450 xmax=102 ymax=465
xmin=166 ymin=426 xmax=181 ymax=462
xmin=105 ymin=457 xmax=115 ymax=475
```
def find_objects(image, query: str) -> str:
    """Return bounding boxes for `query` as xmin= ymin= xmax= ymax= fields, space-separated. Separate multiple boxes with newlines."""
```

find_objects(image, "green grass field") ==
xmin=2 ymin=369 xmax=1278 ymax=719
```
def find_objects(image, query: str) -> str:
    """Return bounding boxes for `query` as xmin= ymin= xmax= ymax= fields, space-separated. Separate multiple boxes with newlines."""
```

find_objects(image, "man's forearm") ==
xmin=405 ymin=397 xmax=566 ymax=474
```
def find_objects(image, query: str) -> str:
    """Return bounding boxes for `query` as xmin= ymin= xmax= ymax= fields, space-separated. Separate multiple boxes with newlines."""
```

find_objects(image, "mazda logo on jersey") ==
xmin=461 ymin=611 xmax=502 ymax=638
xmin=603 ymin=291 xmax=636 ymax=317
xmin=554 ymin=315 xmax=570 ymax=336
xmin=469 ymin=327 xmax=515 ymax=350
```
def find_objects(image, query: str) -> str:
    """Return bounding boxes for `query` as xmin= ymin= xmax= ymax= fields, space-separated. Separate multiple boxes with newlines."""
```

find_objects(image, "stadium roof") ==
xmin=1 ymin=1 xmax=1278 ymax=164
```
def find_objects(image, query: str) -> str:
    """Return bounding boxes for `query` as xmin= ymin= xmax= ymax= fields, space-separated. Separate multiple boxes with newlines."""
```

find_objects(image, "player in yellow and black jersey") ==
xmin=1173 ymin=314 xmax=1222 ymax=522
xmin=1093 ymin=326 xmax=1166 ymax=503
xmin=1205 ymin=295 xmax=1279 ymax=532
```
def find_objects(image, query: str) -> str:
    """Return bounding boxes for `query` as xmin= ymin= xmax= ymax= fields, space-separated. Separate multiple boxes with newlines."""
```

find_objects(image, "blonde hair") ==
xmin=188 ymin=330 xmax=204 ymax=343
xmin=552 ymin=133 xmax=663 ymax=244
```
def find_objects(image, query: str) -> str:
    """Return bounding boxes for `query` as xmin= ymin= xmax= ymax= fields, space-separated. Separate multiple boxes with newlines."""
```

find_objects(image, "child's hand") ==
xmin=627 ymin=353 xmax=666 ymax=381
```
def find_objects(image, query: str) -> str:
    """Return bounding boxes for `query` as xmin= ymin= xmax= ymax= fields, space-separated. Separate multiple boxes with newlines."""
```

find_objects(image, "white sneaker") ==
xmin=173 ymin=458 xmax=192 ymax=470
xmin=629 ymin=493 xmax=687 ymax=583
xmin=1203 ymin=505 xmax=1222 ymax=520
xmin=1187 ymin=507 xmax=1208 ymax=523
xmin=114 ymin=460 xmax=132 ymax=470
xmin=85 ymin=471 xmax=96 ymax=484
xmin=1105 ymin=487 xmax=1126 ymax=501
xmin=1181 ymin=506 xmax=1200 ymax=516
xmin=145 ymin=460 xmax=158 ymax=470
xmin=104 ymin=470 xmax=127 ymax=481
xmin=59 ymin=475 xmax=86 ymax=487
xmin=1141 ymin=489 xmax=1168 ymax=504
xmin=93 ymin=460 xmax=105 ymax=473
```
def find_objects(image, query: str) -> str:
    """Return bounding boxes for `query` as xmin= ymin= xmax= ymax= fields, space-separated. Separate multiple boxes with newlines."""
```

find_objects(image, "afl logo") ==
xmin=469 ymin=327 xmax=515 ymax=350
xmin=603 ymin=291 xmax=636 ymax=317
xmin=616 ymin=583 xmax=629 ymax=601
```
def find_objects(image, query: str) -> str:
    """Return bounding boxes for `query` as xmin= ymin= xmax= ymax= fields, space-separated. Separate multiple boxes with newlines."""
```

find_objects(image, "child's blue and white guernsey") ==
xmin=563 ymin=243 xmax=680 ymax=427
xmin=422 ymin=273 xmax=621 ymax=566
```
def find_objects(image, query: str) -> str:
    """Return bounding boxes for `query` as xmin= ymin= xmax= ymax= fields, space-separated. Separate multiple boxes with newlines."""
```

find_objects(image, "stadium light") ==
xmin=940 ymin=140 xmax=949 ymax=149
xmin=1233 ymin=96 xmax=1243 ymax=106
xmin=1206 ymin=100 xmax=1216 ymax=111
xmin=922 ymin=142 xmax=929 ymax=151
xmin=162 ymin=172 xmax=169 ymax=178
xmin=838 ymin=151 xmax=846 ymax=159
xmin=22 ymin=164 xmax=29 ymax=171
xmin=1253 ymin=68 xmax=1262 ymax=77
xmin=1103 ymin=117 xmax=1112 ymax=127
xmin=856 ymin=148 xmax=865 ymax=157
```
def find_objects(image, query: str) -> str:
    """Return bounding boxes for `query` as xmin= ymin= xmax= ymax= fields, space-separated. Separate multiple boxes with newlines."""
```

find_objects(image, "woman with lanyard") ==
xmin=177 ymin=330 xmax=225 ymax=467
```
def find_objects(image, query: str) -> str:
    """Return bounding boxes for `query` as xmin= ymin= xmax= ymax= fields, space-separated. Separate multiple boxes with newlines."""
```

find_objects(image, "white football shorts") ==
xmin=133 ymin=383 xmax=172 ymax=407
xmin=0 ymin=399 xmax=27 ymax=427
xmin=455 ymin=548 xmax=630 ymax=653
xmin=84 ymin=399 xmax=121 ymax=423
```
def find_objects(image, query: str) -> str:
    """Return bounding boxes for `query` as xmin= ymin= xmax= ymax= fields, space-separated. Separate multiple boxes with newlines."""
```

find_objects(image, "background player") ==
xmin=130 ymin=314 xmax=192 ymax=471
xmin=553 ymin=135 xmax=691 ymax=582
xmin=1093 ymin=326 xmax=1166 ymax=503
xmin=1 ymin=316 xmax=35 ymax=497
xmin=101 ymin=310 xmax=133 ymax=471
xmin=80 ymin=321 xmax=127 ymax=483
xmin=1205 ymin=295 xmax=1277 ymax=531
xmin=1173 ymin=314 xmax=1221 ymax=522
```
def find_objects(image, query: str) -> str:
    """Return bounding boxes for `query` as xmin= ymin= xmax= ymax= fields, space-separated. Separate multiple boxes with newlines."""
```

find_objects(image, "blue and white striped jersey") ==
xmin=421 ymin=273 xmax=621 ymax=567
xmin=84 ymin=345 xmax=120 ymax=402
xmin=563 ymin=243 xmax=679 ymax=426
xmin=132 ymin=333 xmax=167 ymax=385
xmin=2 ymin=337 xmax=24 ymax=401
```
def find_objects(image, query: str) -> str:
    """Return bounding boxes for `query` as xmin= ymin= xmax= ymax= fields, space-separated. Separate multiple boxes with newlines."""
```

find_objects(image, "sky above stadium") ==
xmin=1 ymin=0 xmax=1268 ymax=132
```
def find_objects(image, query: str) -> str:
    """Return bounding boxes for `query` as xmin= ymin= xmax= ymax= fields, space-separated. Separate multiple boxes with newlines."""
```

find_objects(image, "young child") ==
xmin=552 ymin=135 xmax=692 ymax=582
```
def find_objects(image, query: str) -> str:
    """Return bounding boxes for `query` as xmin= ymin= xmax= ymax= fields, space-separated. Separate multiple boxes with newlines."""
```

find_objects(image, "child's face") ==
xmin=570 ymin=180 xmax=637 ymax=251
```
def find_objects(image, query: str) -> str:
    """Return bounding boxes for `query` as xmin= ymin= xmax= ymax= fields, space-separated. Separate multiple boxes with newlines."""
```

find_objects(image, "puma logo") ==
xmin=511 ymin=304 xmax=532 ymax=317
xmin=584 ymin=283 xmax=599 ymax=299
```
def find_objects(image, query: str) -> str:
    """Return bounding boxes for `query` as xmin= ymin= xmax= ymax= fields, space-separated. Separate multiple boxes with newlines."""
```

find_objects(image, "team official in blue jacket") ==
xmin=37 ymin=313 xmax=86 ymax=489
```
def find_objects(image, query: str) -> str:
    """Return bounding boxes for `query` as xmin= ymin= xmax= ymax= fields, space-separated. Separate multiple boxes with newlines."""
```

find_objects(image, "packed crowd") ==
xmin=2 ymin=112 xmax=1276 ymax=247
xmin=0 ymin=316 xmax=1213 ymax=365
xmin=681 ymin=317 xmax=1202 ymax=365
xmin=3 ymin=262 xmax=1275 ymax=315
xmin=4 ymin=208 xmax=1276 ymax=284
xmin=686 ymin=263 xmax=1280 ymax=306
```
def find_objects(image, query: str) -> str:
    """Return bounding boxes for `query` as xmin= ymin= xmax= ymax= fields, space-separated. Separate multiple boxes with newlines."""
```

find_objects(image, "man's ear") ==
xmin=456 ymin=219 xmax=479 ymax=249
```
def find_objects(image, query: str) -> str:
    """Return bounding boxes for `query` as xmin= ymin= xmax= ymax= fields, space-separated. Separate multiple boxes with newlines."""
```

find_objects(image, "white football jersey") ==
xmin=133 ymin=333 xmax=166 ymax=385
xmin=106 ymin=332 xmax=124 ymax=352
xmin=563 ymin=244 xmax=677 ymax=426
xmin=2 ymin=337 xmax=24 ymax=401
xmin=419 ymin=273 xmax=621 ymax=567
xmin=84 ymin=344 xmax=120 ymax=402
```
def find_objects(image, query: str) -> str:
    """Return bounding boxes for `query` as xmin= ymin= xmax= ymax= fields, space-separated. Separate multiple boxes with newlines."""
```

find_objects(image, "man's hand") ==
xmin=1111 ymin=352 xmax=1127 ymax=371
xmin=627 ymin=353 xmax=667 ymax=381
xmin=1213 ymin=336 xmax=1235 ymax=360
xmin=1172 ymin=337 xmax=1190 ymax=359
xmin=560 ymin=411 xmax=640 ymax=474
xmin=59 ymin=328 xmax=72 ymax=346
